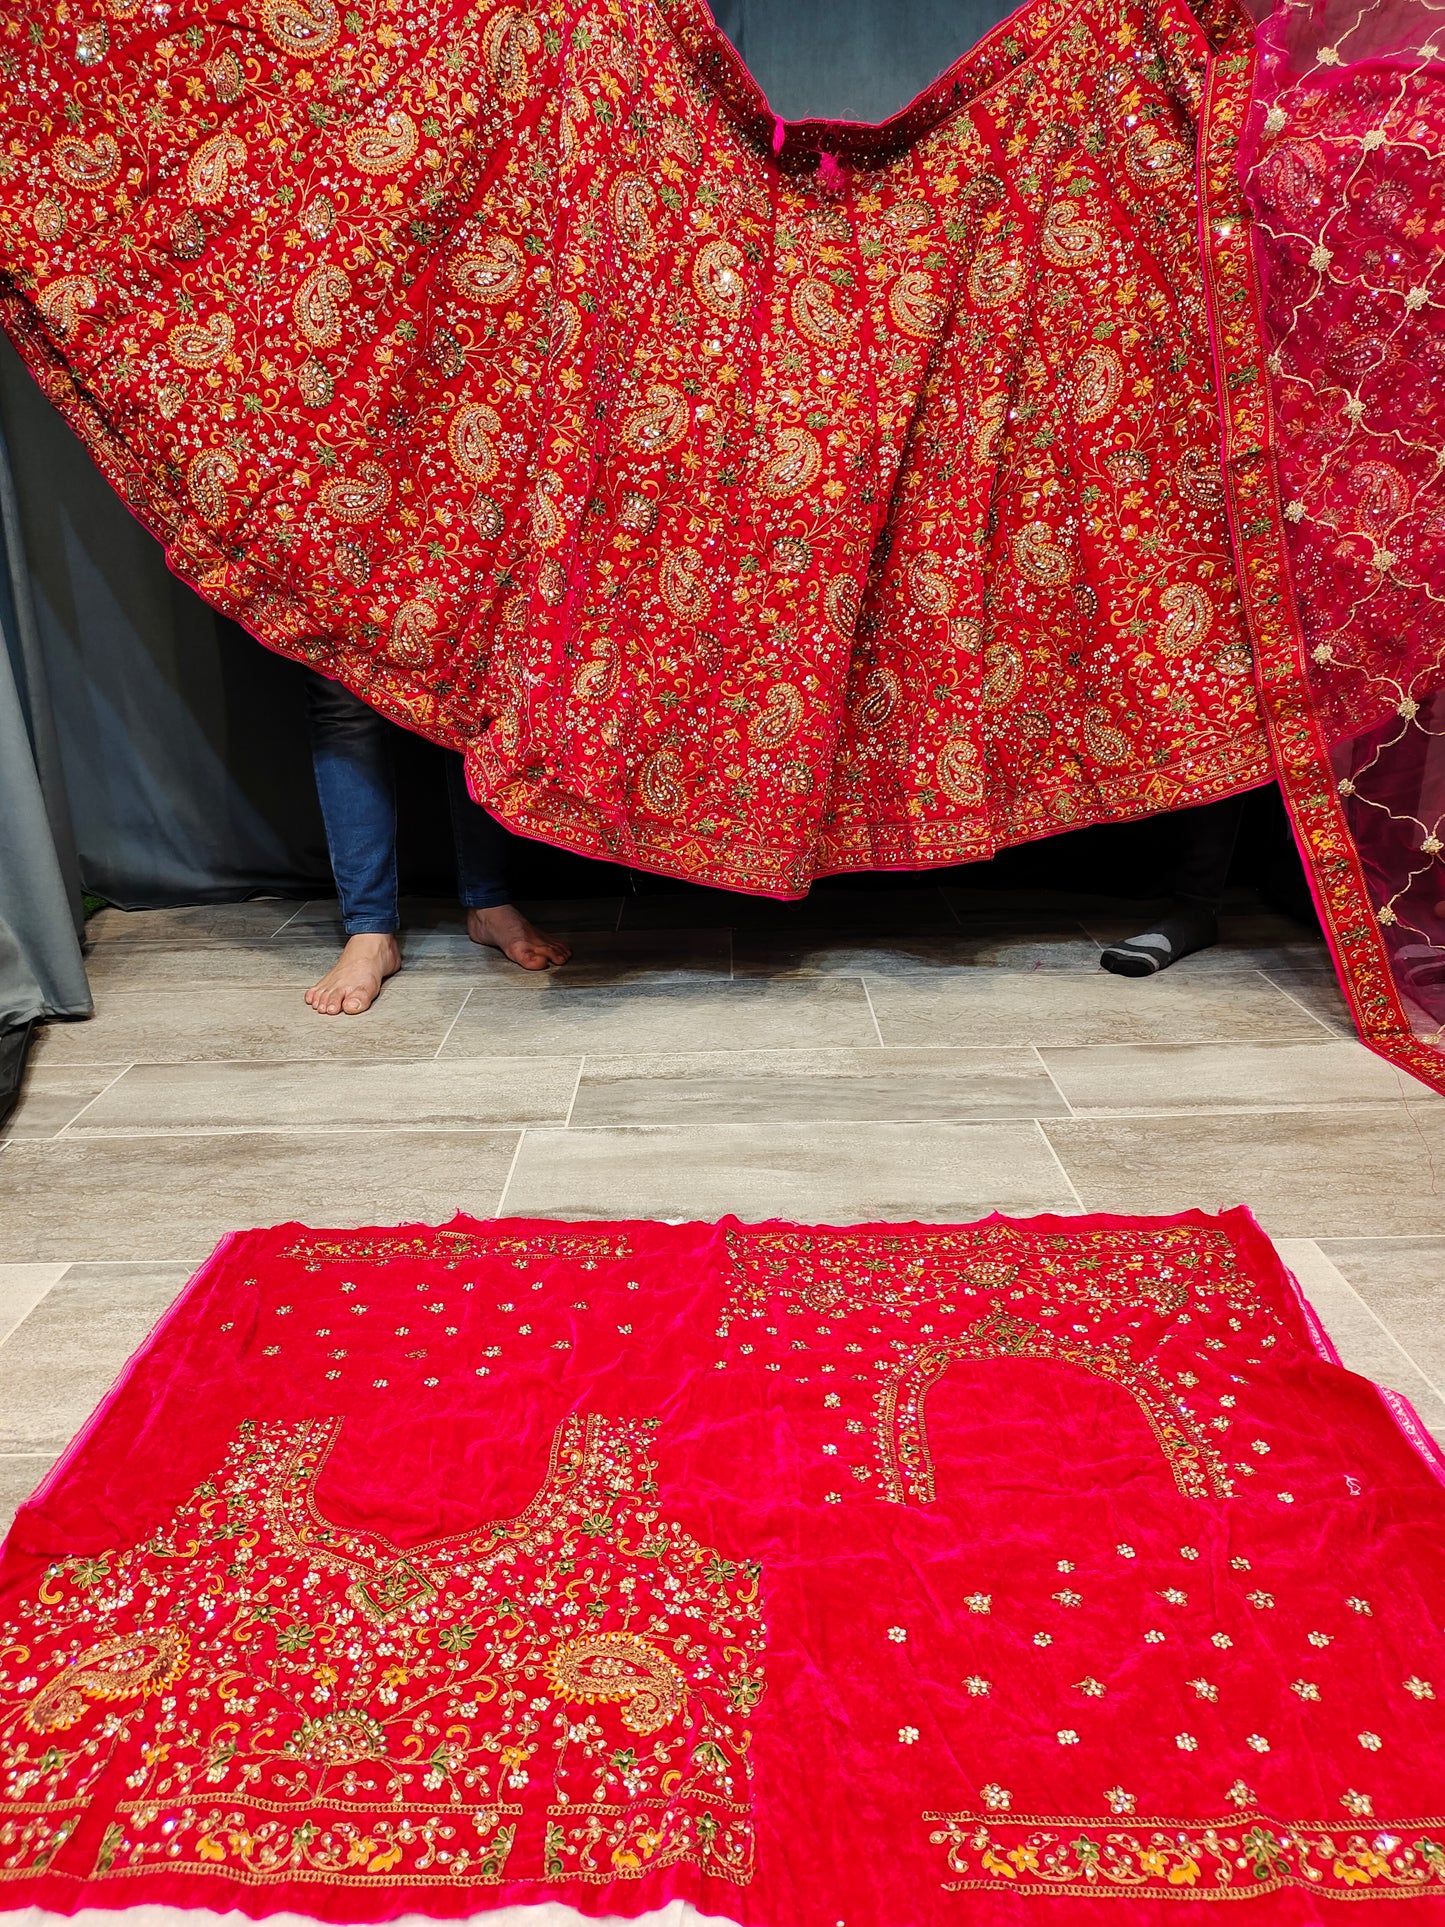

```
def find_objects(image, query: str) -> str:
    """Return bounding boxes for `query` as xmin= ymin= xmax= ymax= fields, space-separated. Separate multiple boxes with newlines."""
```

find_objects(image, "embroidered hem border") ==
xmin=925 ymin=1811 xmax=1445 ymax=1899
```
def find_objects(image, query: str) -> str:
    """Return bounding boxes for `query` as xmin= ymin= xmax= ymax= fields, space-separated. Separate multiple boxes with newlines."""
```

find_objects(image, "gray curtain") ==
xmin=0 ymin=338 xmax=330 ymax=909
xmin=0 ymin=2 xmax=1010 ymax=915
xmin=0 ymin=413 xmax=90 ymax=1031
xmin=711 ymin=0 xmax=1013 ymax=120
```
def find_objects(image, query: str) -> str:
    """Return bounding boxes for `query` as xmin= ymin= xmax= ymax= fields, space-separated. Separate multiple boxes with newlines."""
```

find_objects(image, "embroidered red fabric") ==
xmin=3 ymin=0 xmax=1445 ymax=1091
xmin=0 ymin=0 xmax=1275 ymax=900
xmin=1 ymin=1212 xmax=1443 ymax=1922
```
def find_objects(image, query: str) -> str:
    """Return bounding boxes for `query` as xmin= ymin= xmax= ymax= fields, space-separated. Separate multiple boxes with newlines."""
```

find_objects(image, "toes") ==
xmin=341 ymin=989 xmax=370 ymax=1014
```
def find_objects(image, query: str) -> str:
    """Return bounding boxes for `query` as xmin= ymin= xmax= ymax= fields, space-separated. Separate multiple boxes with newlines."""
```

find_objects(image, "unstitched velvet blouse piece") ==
xmin=0 ymin=1210 xmax=1443 ymax=1925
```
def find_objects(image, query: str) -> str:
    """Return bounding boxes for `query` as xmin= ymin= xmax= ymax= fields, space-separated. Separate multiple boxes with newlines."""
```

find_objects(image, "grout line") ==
xmin=563 ymin=1060 xmax=585 ymax=1129
xmin=1253 ymin=968 xmax=1344 ymax=1039
xmin=54 ymin=1065 xmax=135 ymax=1138
xmin=1030 ymin=1045 xmax=1077 ymax=1118
xmin=493 ymin=1130 xmax=527 ymax=1216
xmin=859 ymin=978 xmax=886 ymax=1049
xmin=1289 ymin=1242 xmax=1445 ymax=1408
xmin=1032 ymin=1119 xmax=1087 ymax=1212
xmin=432 ymin=987 xmax=474 ymax=1060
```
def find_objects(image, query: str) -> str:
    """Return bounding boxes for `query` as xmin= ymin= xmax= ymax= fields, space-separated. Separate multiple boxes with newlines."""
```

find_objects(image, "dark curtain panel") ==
xmin=710 ymin=0 xmax=1015 ymax=121
xmin=0 ymin=336 xmax=330 ymax=908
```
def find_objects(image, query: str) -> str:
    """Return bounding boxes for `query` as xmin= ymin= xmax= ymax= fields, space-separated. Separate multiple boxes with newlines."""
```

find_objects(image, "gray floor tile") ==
xmin=65 ymin=1056 xmax=580 ymax=1135
xmin=867 ymin=968 xmax=1331 ymax=1049
xmin=619 ymin=886 xmax=959 ymax=931
xmin=1315 ymin=1237 xmax=1445 ymax=1390
xmin=1040 ymin=1038 xmax=1439 ymax=1115
xmin=0 ymin=1265 xmax=68 ymax=1344
xmin=1 ymin=1065 xmax=126 ymax=1139
xmin=83 ymin=941 xmax=351 ymax=990
xmin=1273 ymin=1240 xmax=1445 ymax=1443
xmin=1257 ymin=967 xmax=1355 ymax=1036
xmin=82 ymin=927 xmax=729 ymax=990
xmin=1042 ymin=1106 xmax=1445 ymax=1237
xmin=442 ymin=978 xmax=877 ymax=1057
xmin=29 ymin=979 xmax=475 ymax=1066
xmin=85 ymin=901 xmax=305 ymax=943
xmin=284 ymin=896 xmax=626 ymax=935
xmin=405 ymin=929 xmax=733 ymax=986
xmin=569 ymin=1047 xmax=1066 ymax=1126
xmin=732 ymin=923 xmax=1100 ymax=976
xmin=503 ymin=1120 xmax=1079 ymax=1222
xmin=0 ymin=1262 xmax=195 ymax=1454
xmin=0 ymin=1131 xmax=521 ymax=1262
xmin=0 ymin=1457 xmax=55 ymax=1539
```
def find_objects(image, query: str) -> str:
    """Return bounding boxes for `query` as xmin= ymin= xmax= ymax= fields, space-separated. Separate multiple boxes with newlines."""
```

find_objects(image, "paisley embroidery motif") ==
xmin=37 ymin=276 xmax=97 ymax=340
xmin=1071 ymin=344 xmax=1123 ymax=422
xmin=450 ymin=238 xmax=526 ymax=304
xmin=319 ymin=462 xmax=392 ymax=523
xmin=1159 ymin=581 xmax=1212 ymax=657
xmin=621 ymin=386 xmax=689 ymax=457
xmin=659 ymin=548 xmax=711 ymax=623
xmin=187 ymin=448 xmax=238 ymax=522
xmin=52 ymin=134 xmax=121 ymax=188
xmin=167 ymin=313 xmax=234 ymax=368
xmin=484 ymin=8 xmax=541 ymax=101
xmin=759 ymin=427 xmax=822 ymax=499
xmin=24 ymin=1628 xmax=190 ymax=1733
xmin=790 ymin=277 xmax=852 ymax=350
xmin=344 ymin=112 xmax=418 ymax=175
xmin=966 ymin=245 xmax=1024 ymax=308
xmin=448 ymin=403 xmax=503 ymax=484
xmin=258 ymin=0 xmax=339 ymax=57
xmin=888 ymin=270 xmax=947 ymax=339
xmin=292 ymin=264 xmax=349 ymax=350
xmin=610 ymin=174 xmax=657 ymax=260
xmin=1125 ymin=124 xmax=1191 ymax=186
xmin=389 ymin=599 xmax=440 ymax=667
xmin=1041 ymin=200 xmax=1105 ymax=269
xmin=1012 ymin=521 xmax=1072 ymax=587
xmin=692 ymin=240 xmax=748 ymax=321
xmin=936 ymin=736 xmax=986 ymax=808
xmin=185 ymin=132 xmax=245 ymax=204
xmin=546 ymin=1632 xmax=687 ymax=1735
xmin=749 ymin=682 xmax=804 ymax=748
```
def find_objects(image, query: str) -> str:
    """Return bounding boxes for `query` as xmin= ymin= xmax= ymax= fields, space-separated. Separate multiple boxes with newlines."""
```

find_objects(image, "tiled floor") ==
xmin=2 ymin=882 xmax=1442 ymax=1528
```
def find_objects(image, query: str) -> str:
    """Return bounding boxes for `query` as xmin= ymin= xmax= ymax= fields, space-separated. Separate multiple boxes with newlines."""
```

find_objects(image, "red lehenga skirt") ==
xmin=0 ymin=0 xmax=1443 ymax=1084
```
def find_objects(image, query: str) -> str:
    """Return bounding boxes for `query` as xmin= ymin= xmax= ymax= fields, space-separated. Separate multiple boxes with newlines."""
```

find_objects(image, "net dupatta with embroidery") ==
xmin=1239 ymin=0 xmax=1445 ymax=1081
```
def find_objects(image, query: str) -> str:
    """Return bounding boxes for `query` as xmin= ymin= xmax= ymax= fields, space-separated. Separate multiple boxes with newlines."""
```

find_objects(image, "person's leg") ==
xmin=444 ymin=752 xmax=571 ymax=970
xmin=304 ymin=674 xmax=403 ymax=1013
xmin=1099 ymin=793 xmax=1245 ymax=977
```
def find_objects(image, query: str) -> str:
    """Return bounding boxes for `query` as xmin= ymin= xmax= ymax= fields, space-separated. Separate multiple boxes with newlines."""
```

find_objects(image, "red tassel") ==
xmin=817 ymin=151 xmax=845 ymax=192
xmin=772 ymin=115 xmax=786 ymax=156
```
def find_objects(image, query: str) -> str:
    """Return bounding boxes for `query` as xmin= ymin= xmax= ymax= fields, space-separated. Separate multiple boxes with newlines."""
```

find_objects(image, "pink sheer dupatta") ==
xmin=1241 ymin=0 xmax=1445 ymax=1069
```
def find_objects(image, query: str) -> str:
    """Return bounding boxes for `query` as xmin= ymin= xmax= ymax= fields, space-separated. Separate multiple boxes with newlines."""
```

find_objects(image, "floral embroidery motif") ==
xmin=0 ymin=1416 xmax=765 ymax=1890
xmin=924 ymin=1811 xmax=1445 ymax=1898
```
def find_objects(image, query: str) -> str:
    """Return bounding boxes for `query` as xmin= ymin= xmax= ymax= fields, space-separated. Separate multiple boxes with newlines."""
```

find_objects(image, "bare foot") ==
xmin=467 ymin=903 xmax=572 ymax=971
xmin=305 ymin=933 xmax=401 ymax=1015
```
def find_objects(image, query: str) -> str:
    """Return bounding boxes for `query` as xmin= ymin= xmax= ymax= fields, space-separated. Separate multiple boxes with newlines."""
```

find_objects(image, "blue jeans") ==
xmin=305 ymin=674 xmax=511 ymax=935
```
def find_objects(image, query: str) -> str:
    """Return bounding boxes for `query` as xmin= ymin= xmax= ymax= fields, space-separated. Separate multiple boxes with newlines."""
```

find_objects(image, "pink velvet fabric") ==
xmin=1 ymin=1212 xmax=1443 ymax=1923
